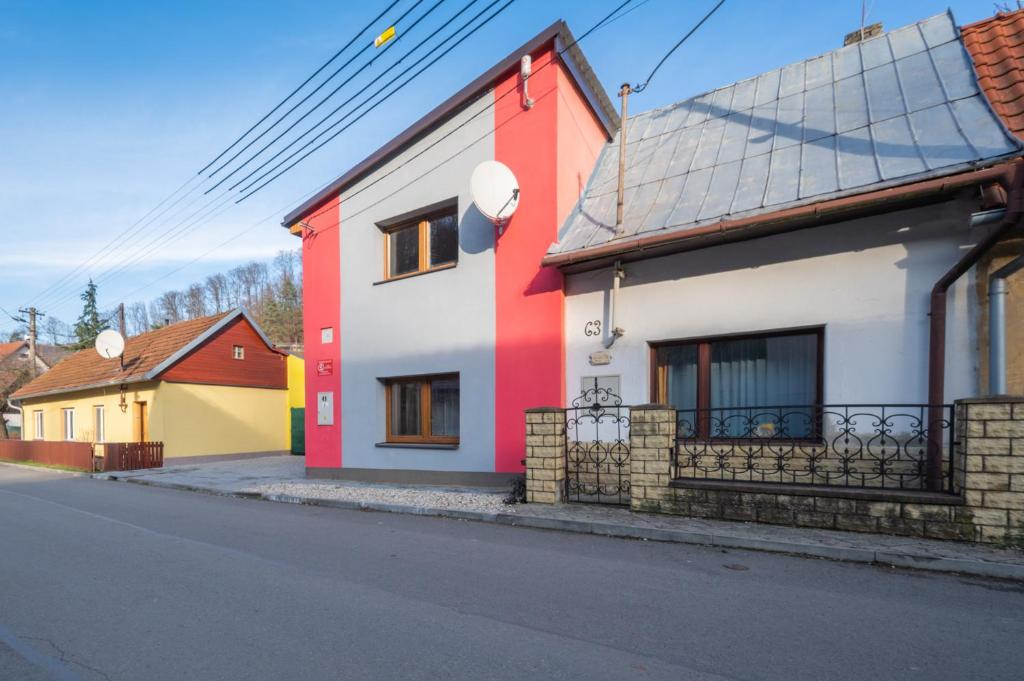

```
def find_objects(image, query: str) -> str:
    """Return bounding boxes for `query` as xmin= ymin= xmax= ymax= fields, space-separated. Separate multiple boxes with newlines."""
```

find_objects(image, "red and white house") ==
xmin=285 ymin=11 xmax=1024 ymax=485
xmin=284 ymin=22 xmax=615 ymax=483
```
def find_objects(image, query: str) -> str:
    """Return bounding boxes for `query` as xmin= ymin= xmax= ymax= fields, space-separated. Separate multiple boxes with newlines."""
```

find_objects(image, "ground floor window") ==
xmin=94 ymin=405 xmax=105 ymax=443
xmin=652 ymin=328 xmax=822 ymax=438
xmin=62 ymin=408 xmax=75 ymax=441
xmin=33 ymin=410 xmax=43 ymax=440
xmin=384 ymin=373 xmax=459 ymax=444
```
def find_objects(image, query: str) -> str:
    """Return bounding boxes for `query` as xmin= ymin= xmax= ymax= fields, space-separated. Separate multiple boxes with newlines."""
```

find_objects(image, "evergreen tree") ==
xmin=73 ymin=279 xmax=105 ymax=350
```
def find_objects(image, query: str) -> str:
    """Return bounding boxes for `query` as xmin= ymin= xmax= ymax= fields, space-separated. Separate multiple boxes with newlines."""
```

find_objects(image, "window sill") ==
xmin=375 ymin=441 xmax=459 ymax=450
xmin=373 ymin=262 xmax=456 ymax=285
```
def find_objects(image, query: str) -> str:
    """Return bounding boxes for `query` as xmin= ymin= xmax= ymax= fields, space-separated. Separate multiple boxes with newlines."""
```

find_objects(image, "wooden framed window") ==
xmin=33 ymin=410 xmax=43 ymax=440
xmin=62 ymin=408 xmax=75 ymax=441
xmin=651 ymin=328 xmax=823 ymax=438
xmin=383 ymin=208 xmax=458 ymax=280
xmin=232 ymin=345 xmax=245 ymax=360
xmin=384 ymin=373 xmax=459 ymax=444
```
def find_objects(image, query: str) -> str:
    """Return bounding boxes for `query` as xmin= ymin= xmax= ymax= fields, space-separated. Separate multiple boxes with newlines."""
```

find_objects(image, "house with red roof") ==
xmin=282 ymin=9 xmax=1024 ymax=489
xmin=11 ymin=309 xmax=291 ymax=461
xmin=0 ymin=340 xmax=67 ymax=438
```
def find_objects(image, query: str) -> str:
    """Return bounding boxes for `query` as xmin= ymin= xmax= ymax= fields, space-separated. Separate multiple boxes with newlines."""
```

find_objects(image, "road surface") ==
xmin=1 ymin=463 xmax=1021 ymax=680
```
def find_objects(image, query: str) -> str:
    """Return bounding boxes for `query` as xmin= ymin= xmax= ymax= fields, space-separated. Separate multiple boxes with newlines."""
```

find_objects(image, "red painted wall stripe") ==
xmin=493 ymin=47 xmax=565 ymax=473
xmin=301 ymin=198 xmax=342 ymax=468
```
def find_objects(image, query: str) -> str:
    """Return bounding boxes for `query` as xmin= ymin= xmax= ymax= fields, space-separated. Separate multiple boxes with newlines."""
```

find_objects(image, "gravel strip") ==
xmin=255 ymin=481 xmax=516 ymax=515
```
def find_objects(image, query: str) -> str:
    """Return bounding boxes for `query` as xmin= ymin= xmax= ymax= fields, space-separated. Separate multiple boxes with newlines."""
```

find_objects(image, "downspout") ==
xmin=604 ymin=261 xmax=625 ymax=348
xmin=926 ymin=162 xmax=1024 ymax=491
xmin=989 ymin=250 xmax=1024 ymax=395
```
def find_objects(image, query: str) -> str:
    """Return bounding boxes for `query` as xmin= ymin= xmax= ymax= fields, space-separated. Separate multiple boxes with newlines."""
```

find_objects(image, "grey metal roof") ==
xmin=551 ymin=12 xmax=1022 ymax=256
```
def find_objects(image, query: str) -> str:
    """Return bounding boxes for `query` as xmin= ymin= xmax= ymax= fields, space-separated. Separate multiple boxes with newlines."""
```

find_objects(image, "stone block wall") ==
xmin=524 ymin=398 xmax=1024 ymax=545
xmin=524 ymin=408 xmax=565 ymax=504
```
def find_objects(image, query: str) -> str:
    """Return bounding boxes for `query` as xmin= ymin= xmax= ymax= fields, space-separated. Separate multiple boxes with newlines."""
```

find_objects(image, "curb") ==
xmin=1 ymin=461 xmax=90 ymax=477
xmin=99 ymin=474 xmax=1024 ymax=581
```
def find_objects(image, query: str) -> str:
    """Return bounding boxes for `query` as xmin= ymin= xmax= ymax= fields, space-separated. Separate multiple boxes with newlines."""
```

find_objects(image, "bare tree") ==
xmin=185 ymin=283 xmax=207 ymax=319
xmin=155 ymin=290 xmax=184 ymax=325
xmin=126 ymin=302 xmax=150 ymax=336
xmin=205 ymin=273 xmax=229 ymax=313
xmin=42 ymin=316 xmax=73 ymax=346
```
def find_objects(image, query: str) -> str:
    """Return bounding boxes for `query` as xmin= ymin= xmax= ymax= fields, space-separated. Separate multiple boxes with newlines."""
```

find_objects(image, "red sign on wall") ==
xmin=316 ymin=359 xmax=333 ymax=376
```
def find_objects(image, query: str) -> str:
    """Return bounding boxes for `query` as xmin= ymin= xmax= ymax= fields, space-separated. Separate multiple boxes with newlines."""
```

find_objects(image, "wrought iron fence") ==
xmin=564 ymin=385 xmax=630 ymax=505
xmin=674 ymin=404 xmax=955 ymax=492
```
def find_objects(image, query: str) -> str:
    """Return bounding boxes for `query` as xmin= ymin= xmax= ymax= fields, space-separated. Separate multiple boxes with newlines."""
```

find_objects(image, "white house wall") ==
xmin=565 ymin=198 xmax=983 ymax=407
xmin=338 ymin=93 xmax=497 ymax=472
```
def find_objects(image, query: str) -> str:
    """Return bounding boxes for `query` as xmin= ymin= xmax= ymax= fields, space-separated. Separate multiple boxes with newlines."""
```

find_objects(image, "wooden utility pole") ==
xmin=17 ymin=307 xmax=44 ymax=378
xmin=615 ymin=82 xmax=631 ymax=233
xmin=117 ymin=302 xmax=126 ymax=338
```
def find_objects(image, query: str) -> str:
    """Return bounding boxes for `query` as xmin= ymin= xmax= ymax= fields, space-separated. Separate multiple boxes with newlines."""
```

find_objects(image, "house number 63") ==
xmin=584 ymin=320 xmax=601 ymax=336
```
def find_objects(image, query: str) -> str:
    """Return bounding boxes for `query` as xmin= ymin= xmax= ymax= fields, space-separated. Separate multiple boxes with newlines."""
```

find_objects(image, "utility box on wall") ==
xmin=316 ymin=391 xmax=334 ymax=426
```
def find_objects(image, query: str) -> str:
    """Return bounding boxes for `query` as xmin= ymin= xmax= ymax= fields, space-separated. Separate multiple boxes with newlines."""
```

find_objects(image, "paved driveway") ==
xmin=1 ymin=463 xmax=1022 ymax=681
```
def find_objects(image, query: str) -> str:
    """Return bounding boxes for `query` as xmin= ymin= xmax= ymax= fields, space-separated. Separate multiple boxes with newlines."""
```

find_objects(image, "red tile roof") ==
xmin=963 ymin=9 xmax=1024 ymax=138
xmin=0 ymin=342 xmax=25 ymax=361
xmin=11 ymin=313 xmax=231 ymax=400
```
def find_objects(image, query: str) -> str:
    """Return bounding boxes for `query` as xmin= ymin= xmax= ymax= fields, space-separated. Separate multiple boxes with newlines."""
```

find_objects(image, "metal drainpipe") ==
xmin=604 ymin=261 xmax=625 ymax=349
xmin=926 ymin=163 xmax=1024 ymax=491
xmin=989 ymin=251 xmax=1024 ymax=395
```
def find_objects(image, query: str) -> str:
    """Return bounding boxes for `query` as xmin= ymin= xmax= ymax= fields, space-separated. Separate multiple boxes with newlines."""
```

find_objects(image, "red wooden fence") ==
xmin=101 ymin=442 xmax=164 ymax=471
xmin=0 ymin=440 xmax=94 ymax=471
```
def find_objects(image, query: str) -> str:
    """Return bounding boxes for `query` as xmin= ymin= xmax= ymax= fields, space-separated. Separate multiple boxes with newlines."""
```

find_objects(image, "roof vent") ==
xmin=844 ymin=22 xmax=883 ymax=46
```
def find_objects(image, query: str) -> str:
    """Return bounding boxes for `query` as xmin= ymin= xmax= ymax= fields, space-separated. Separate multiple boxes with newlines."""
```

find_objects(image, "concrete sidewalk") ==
xmin=94 ymin=456 xmax=1024 ymax=581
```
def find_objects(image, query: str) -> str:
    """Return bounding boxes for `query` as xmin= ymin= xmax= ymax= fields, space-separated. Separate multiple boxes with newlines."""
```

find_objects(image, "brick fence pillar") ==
xmin=955 ymin=397 xmax=1024 ymax=544
xmin=629 ymin=404 xmax=676 ymax=514
xmin=524 ymin=408 xmax=566 ymax=504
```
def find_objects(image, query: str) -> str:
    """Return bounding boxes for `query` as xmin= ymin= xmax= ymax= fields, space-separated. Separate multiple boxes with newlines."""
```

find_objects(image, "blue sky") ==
xmin=0 ymin=0 xmax=997 ymax=332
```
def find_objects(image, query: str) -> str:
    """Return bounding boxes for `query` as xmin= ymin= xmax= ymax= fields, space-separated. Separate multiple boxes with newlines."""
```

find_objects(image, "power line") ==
xmin=225 ymin=0 xmax=487 ymax=194
xmin=205 ymin=0 xmax=454 ymax=194
xmin=30 ymin=3 xmax=416 ymax=310
xmin=238 ymin=0 xmax=519 ymax=202
xmin=290 ymin=0 xmax=641 ymax=228
xmin=206 ymin=0 xmax=430 ymax=180
xmin=632 ymin=0 xmax=725 ymax=93
xmin=197 ymin=0 xmax=403 ymax=175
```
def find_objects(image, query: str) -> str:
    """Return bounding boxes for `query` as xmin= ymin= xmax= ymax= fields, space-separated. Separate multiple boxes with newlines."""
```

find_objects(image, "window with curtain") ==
xmin=654 ymin=329 xmax=821 ymax=438
xmin=384 ymin=373 xmax=459 ymax=444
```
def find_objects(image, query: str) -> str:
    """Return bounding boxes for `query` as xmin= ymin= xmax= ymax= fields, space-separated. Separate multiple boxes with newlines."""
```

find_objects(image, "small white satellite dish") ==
xmin=95 ymin=329 xmax=125 ymax=360
xmin=471 ymin=160 xmax=520 ymax=225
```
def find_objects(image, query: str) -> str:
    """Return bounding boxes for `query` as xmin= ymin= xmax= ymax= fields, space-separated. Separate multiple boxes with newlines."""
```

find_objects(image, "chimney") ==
xmin=844 ymin=22 xmax=883 ymax=46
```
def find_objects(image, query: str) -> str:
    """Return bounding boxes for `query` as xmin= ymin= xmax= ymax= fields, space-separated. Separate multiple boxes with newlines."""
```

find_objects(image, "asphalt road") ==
xmin=1 ymin=464 xmax=1022 ymax=681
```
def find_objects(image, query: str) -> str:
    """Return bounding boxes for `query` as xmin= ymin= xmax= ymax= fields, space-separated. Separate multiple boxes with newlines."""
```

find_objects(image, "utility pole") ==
xmin=615 ymin=82 xmax=631 ymax=233
xmin=17 ymin=307 xmax=45 ymax=378
xmin=117 ymin=302 xmax=126 ymax=338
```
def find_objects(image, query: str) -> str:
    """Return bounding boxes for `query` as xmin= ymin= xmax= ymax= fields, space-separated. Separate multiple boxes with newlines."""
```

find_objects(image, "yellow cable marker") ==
xmin=375 ymin=26 xmax=396 ymax=48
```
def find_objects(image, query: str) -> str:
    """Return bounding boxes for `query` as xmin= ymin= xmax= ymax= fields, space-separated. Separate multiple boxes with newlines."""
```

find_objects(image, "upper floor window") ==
xmin=383 ymin=208 xmax=458 ymax=280
xmin=233 ymin=345 xmax=245 ymax=360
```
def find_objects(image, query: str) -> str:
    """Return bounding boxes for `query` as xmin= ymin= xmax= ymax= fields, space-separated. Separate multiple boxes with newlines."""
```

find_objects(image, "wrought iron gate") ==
xmin=564 ymin=385 xmax=630 ymax=505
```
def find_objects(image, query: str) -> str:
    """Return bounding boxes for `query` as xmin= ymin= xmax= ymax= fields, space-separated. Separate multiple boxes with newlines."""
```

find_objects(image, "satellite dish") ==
xmin=95 ymin=329 xmax=125 ymax=360
xmin=471 ymin=161 xmax=520 ymax=225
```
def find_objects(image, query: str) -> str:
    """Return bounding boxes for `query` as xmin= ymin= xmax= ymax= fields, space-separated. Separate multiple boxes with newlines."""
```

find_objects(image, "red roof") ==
xmin=963 ymin=9 xmax=1024 ymax=138
xmin=11 ymin=313 xmax=231 ymax=400
xmin=0 ymin=342 xmax=25 ymax=361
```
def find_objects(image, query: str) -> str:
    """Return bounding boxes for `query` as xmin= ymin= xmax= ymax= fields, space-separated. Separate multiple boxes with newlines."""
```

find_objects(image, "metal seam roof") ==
xmin=551 ymin=11 xmax=1023 ymax=258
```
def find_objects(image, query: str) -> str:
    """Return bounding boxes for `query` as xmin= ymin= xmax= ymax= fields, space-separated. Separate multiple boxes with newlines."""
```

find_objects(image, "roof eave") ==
xmin=11 ymin=375 xmax=153 ymax=403
xmin=281 ymin=20 xmax=617 ymax=228
xmin=543 ymin=161 xmax=1021 ymax=272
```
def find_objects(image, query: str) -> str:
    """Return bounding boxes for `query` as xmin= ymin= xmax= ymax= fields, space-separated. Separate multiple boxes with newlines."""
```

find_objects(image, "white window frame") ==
xmin=62 ymin=408 xmax=75 ymax=441
xmin=94 ymin=405 xmax=105 ymax=443
xmin=233 ymin=345 xmax=245 ymax=360
xmin=33 ymin=410 xmax=43 ymax=440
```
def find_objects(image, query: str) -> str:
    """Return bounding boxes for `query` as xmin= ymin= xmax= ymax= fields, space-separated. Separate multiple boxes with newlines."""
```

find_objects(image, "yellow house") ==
xmin=12 ymin=309 xmax=290 ymax=461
